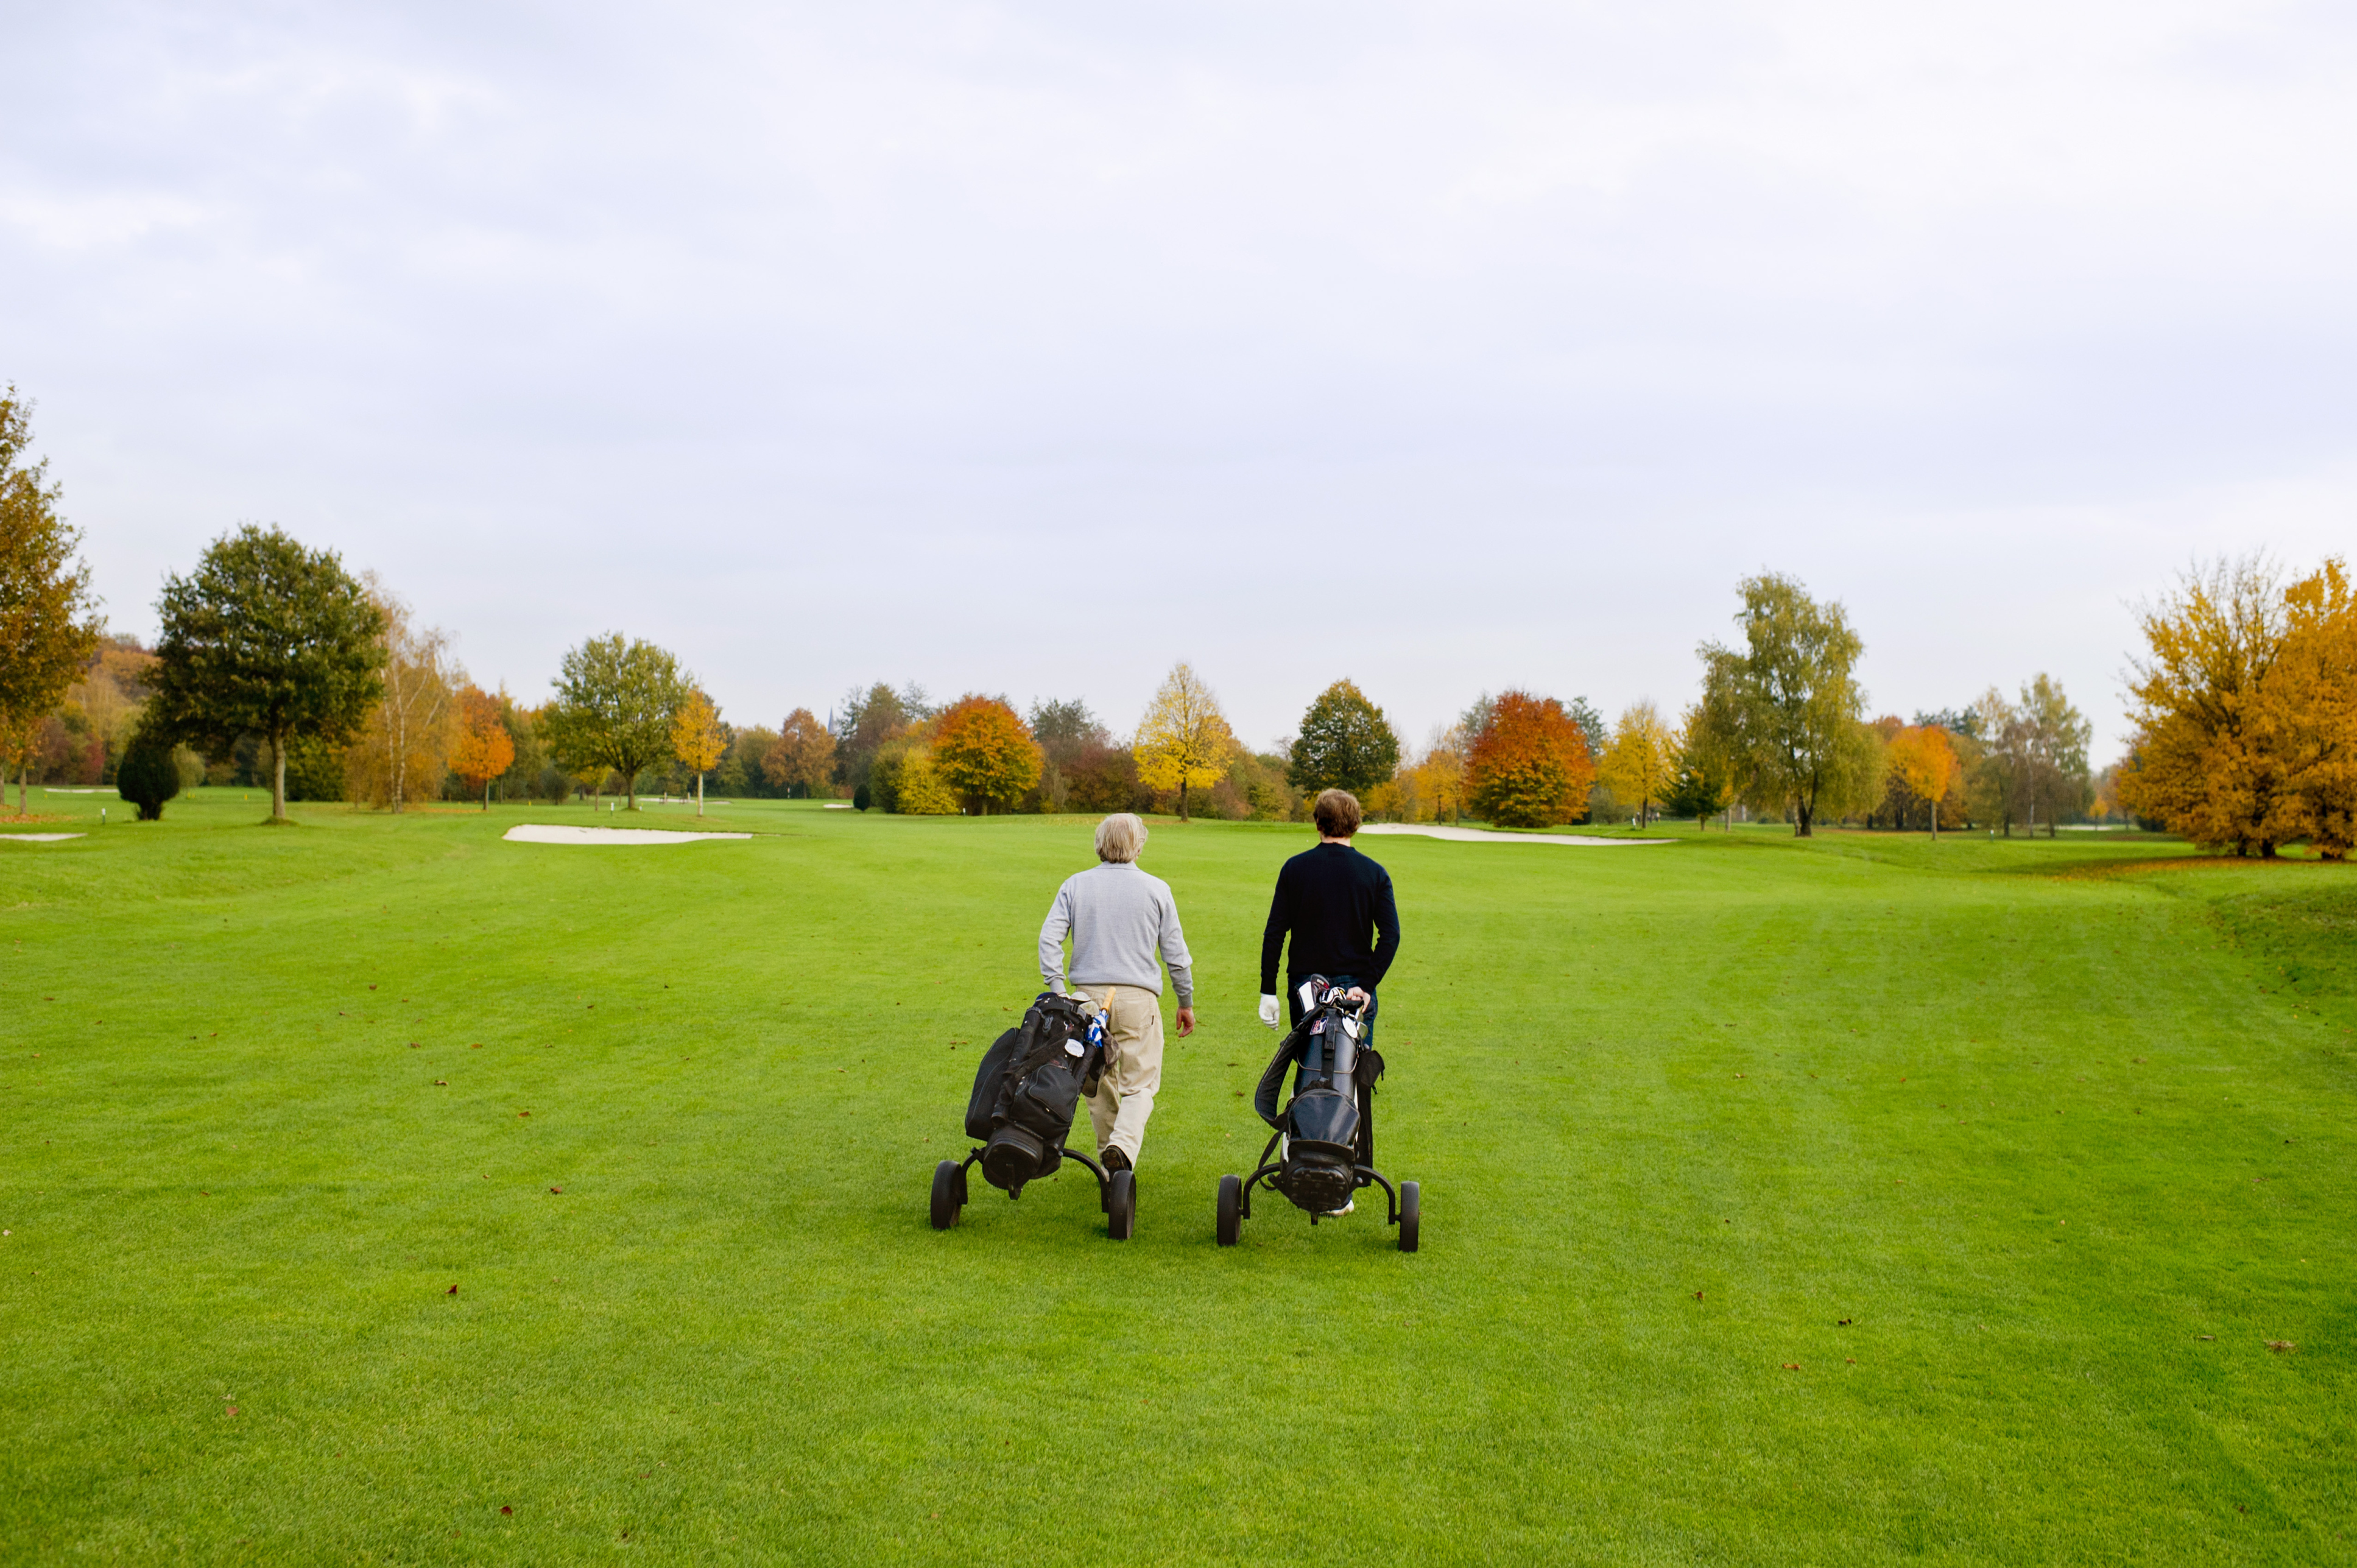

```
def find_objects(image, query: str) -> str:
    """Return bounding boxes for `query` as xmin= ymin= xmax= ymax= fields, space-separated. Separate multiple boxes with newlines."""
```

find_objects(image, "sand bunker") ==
xmin=1 ymin=833 xmax=86 ymax=843
xmin=1359 ymin=824 xmax=1671 ymax=847
xmin=503 ymin=824 xmax=752 ymax=846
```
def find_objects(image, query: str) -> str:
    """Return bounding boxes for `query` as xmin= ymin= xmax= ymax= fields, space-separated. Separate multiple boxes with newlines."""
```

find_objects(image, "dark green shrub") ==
xmin=853 ymin=783 xmax=872 ymax=812
xmin=117 ymin=742 xmax=182 ymax=821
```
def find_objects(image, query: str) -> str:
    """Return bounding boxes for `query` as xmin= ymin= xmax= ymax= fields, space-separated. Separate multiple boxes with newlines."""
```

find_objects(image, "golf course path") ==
xmin=502 ymin=824 xmax=753 ymax=845
xmin=1361 ymin=823 xmax=1672 ymax=846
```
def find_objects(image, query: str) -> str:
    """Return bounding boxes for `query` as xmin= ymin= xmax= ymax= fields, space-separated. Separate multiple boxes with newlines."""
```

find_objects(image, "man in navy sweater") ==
xmin=1258 ymin=788 xmax=1401 ymax=1033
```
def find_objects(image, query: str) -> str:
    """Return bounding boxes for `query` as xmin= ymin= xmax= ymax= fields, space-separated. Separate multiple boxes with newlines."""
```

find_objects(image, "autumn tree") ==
xmin=1598 ymin=700 xmax=1677 ymax=826
xmin=1694 ymin=573 xmax=1876 ymax=835
xmin=449 ymin=684 xmax=517 ymax=811
xmin=1287 ymin=680 xmax=1401 ymax=796
xmin=540 ymin=634 xmax=686 ymax=812
xmin=1028 ymin=697 xmax=1110 ymax=812
xmin=663 ymin=689 xmax=726 ymax=817
xmin=148 ymin=526 xmax=387 ymax=822
xmin=0 ymin=388 xmax=104 ymax=814
xmin=1465 ymin=691 xmax=1598 ymax=829
xmin=1134 ymin=661 xmax=1239 ymax=822
xmin=2257 ymin=561 xmax=2357 ymax=859
xmin=1665 ymin=704 xmax=1735 ymax=829
xmin=1886 ymin=725 xmax=1962 ymax=840
xmin=830 ymin=682 xmax=931 ymax=795
xmin=345 ymin=575 xmax=457 ymax=814
xmin=2113 ymin=555 xmax=2354 ymax=857
xmin=933 ymin=695 xmax=1043 ymax=813
xmin=761 ymin=707 xmax=836 ymax=798
xmin=1406 ymin=722 xmax=1470 ymax=824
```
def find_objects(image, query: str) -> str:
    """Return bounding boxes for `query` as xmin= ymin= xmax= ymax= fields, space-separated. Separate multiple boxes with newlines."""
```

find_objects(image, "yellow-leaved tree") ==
xmin=1598 ymin=700 xmax=1677 ymax=826
xmin=669 ymin=689 xmax=726 ymax=817
xmin=1885 ymin=724 xmax=1962 ymax=840
xmin=1133 ymin=661 xmax=1238 ymax=822
xmin=2116 ymin=554 xmax=2356 ymax=857
xmin=891 ymin=745 xmax=962 ymax=814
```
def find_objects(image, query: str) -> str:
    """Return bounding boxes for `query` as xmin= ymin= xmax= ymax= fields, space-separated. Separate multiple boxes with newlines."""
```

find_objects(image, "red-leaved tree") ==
xmin=1466 ymin=691 xmax=1598 ymax=828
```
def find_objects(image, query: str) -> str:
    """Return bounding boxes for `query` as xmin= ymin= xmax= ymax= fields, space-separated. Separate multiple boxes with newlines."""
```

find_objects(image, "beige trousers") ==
xmin=1074 ymin=984 xmax=1164 ymax=1165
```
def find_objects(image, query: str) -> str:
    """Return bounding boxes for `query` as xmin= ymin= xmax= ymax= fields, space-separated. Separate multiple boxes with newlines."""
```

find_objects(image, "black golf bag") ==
xmin=1218 ymin=976 xmax=1418 ymax=1249
xmin=1252 ymin=976 xmax=1384 ymax=1215
xmin=964 ymin=992 xmax=1108 ymax=1197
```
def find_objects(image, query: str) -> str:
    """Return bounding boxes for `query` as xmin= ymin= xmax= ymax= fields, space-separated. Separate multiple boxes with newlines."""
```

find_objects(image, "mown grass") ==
xmin=2 ymin=789 xmax=2351 ymax=1564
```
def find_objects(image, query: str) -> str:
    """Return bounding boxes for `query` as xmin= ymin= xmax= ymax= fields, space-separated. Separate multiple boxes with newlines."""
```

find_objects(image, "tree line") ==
xmin=2 ymin=390 xmax=2349 ymax=849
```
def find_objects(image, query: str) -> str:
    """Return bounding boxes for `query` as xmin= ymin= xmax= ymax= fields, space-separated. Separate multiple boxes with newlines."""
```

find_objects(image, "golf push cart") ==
xmin=931 ymin=991 xmax=1138 ymax=1240
xmin=1217 ymin=974 xmax=1420 ymax=1251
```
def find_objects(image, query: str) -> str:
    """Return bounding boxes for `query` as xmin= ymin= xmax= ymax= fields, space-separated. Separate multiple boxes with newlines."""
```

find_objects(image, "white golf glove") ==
xmin=1258 ymin=994 xmax=1281 ymax=1030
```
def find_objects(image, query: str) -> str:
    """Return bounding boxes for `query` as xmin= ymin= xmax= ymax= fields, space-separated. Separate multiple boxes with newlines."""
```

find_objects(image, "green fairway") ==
xmin=3 ymin=792 xmax=2351 ymax=1564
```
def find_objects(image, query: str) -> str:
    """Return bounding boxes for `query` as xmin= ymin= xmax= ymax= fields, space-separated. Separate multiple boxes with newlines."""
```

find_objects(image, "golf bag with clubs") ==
xmin=1215 ymin=974 xmax=1419 ymax=1251
xmin=929 ymin=991 xmax=1138 ymax=1238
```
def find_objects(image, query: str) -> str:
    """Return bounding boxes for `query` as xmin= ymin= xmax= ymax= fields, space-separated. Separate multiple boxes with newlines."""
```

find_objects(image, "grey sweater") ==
xmin=1038 ymin=860 xmax=1194 ymax=1006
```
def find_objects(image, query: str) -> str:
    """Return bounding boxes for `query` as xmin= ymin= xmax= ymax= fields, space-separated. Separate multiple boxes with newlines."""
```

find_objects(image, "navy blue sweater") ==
xmin=1259 ymin=842 xmax=1401 ymax=994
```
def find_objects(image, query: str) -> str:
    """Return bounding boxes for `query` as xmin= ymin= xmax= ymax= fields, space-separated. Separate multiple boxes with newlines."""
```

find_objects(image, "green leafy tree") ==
xmin=115 ymin=729 xmax=182 ymax=820
xmin=1664 ymin=703 xmax=1735 ymax=828
xmin=540 ymin=634 xmax=685 ymax=811
xmin=1695 ymin=573 xmax=1876 ymax=837
xmin=0 ymin=388 xmax=104 ymax=814
xmin=1287 ymin=679 xmax=1401 ymax=796
xmin=147 ymin=526 xmax=387 ymax=821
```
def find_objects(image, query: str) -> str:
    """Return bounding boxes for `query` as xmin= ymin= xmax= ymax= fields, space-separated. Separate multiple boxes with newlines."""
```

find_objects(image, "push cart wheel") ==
xmin=1216 ymin=1174 xmax=1242 ymax=1246
xmin=931 ymin=1160 xmax=963 ymax=1231
xmin=1397 ymin=1180 xmax=1420 ymax=1253
xmin=1107 ymin=1170 xmax=1136 ymax=1241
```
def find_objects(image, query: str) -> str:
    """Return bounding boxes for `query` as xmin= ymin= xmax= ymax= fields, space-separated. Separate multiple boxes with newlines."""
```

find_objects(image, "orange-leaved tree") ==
xmin=2253 ymin=558 xmax=2357 ymax=858
xmin=2118 ymin=554 xmax=2305 ymax=855
xmin=448 ymin=684 xmax=516 ymax=811
xmin=932 ymin=695 xmax=1041 ymax=814
xmin=669 ymin=689 xmax=726 ymax=817
xmin=1466 ymin=691 xmax=1598 ymax=829
xmin=1885 ymin=724 xmax=1961 ymax=840
xmin=762 ymin=707 xmax=836 ymax=798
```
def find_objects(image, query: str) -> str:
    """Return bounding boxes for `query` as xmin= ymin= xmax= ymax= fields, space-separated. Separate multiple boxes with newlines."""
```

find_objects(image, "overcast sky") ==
xmin=6 ymin=1 xmax=2354 ymax=759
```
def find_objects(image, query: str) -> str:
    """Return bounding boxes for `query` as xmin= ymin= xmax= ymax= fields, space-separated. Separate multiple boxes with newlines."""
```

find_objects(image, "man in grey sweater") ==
xmin=1037 ymin=812 xmax=1196 ymax=1173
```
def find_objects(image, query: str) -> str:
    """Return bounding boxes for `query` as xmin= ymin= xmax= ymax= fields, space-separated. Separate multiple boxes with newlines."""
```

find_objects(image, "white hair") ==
xmin=1094 ymin=813 xmax=1147 ymax=863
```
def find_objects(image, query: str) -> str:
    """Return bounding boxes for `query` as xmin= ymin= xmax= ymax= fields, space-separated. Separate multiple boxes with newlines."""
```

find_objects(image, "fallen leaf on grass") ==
xmin=2198 ymin=1335 xmax=2214 ymax=1341
xmin=447 ymin=1285 xmax=459 ymax=1295
xmin=433 ymin=1080 xmax=448 ymax=1086
xmin=2267 ymin=1340 xmax=2297 ymax=1353
xmin=518 ymin=1110 xmax=530 ymax=1119
xmin=1693 ymin=1290 xmax=1704 ymax=1301
xmin=549 ymin=1187 xmax=563 ymax=1195
xmin=470 ymin=1044 xmax=482 ymax=1050
xmin=227 ymin=1407 xmax=237 ymax=1416
xmin=1781 ymin=1363 xmax=1801 ymax=1371
xmin=1837 ymin=1318 xmax=1853 ymax=1326
xmin=501 ymin=1505 xmax=512 ymax=1516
